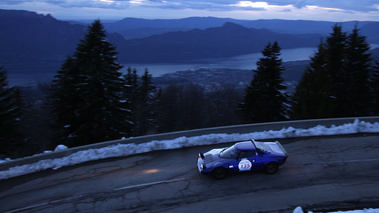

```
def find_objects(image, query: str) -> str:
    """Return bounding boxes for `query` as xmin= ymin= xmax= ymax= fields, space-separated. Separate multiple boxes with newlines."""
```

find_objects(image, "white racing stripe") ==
xmin=114 ymin=177 xmax=186 ymax=191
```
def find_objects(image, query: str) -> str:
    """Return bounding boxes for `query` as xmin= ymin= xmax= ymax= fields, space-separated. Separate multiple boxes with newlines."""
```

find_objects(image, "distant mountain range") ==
xmin=103 ymin=17 xmax=379 ymax=42
xmin=1 ymin=9 xmax=379 ymax=86
xmin=116 ymin=22 xmax=321 ymax=63
xmin=0 ymin=9 xmax=323 ymax=64
xmin=0 ymin=9 xmax=126 ymax=63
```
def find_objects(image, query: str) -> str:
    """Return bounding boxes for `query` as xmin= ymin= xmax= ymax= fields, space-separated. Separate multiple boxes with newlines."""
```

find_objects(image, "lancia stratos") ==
xmin=197 ymin=139 xmax=288 ymax=179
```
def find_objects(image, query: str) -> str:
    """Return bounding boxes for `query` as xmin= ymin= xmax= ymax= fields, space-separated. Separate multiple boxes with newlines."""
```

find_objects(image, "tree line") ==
xmin=1 ymin=21 xmax=378 ymax=158
xmin=240 ymin=24 xmax=379 ymax=123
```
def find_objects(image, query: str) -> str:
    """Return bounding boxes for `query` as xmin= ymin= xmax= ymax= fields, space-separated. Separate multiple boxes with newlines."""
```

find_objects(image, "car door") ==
xmin=227 ymin=151 xmax=257 ymax=173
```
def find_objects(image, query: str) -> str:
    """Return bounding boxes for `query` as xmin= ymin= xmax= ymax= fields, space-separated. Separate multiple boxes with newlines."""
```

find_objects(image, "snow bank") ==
xmin=0 ymin=158 xmax=11 ymax=164
xmin=294 ymin=206 xmax=379 ymax=213
xmin=1 ymin=119 xmax=379 ymax=180
xmin=54 ymin=144 xmax=68 ymax=152
xmin=328 ymin=210 xmax=379 ymax=213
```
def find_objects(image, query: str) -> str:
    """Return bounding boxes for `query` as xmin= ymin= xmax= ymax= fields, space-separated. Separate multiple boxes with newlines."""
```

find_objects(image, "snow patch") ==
xmin=1 ymin=119 xmax=379 ymax=180
xmin=294 ymin=206 xmax=304 ymax=213
xmin=54 ymin=144 xmax=68 ymax=152
xmin=293 ymin=206 xmax=379 ymax=213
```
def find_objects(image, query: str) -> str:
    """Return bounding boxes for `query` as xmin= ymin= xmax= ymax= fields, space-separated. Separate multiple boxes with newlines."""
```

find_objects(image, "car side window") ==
xmin=239 ymin=151 xmax=255 ymax=159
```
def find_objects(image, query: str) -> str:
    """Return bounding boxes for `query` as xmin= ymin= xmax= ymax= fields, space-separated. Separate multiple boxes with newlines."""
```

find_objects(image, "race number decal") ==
xmin=238 ymin=159 xmax=252 ymax=171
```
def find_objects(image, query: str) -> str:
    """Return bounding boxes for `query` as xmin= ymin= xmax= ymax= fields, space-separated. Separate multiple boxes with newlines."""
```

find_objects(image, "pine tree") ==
xmin=123 ymin=68 xmax=160 ymax=136
xmin=291 ymin=41 xmax=334 ymax=119
xmin=291 ymin=24 xmax=373 ymax=119
xmin=158 ymin=83 xmax=205 ymax=132
xmin=51 ymin=56 xmax=81 ymax=133
xmin=124 ymin=67 xmax=139 ymax=104
xmin=239 ymin=41 xmax=289 ymax=123
xmin=0 ymin=66 xmax=22 ymax=154
xmin=371 ymin=61 xmax=379 ymax=115
xmin=324 ymin=24 xmax=348 ymax=117
xmin=133 ymin=69 xmax=159 ymax=136
xmin=344 ymin=25 xmax=372 ymax=116
xmin=121 ymin=67 xmax=138 ymax=135
xmin=51 ymin=20 xmax=131 ymax=146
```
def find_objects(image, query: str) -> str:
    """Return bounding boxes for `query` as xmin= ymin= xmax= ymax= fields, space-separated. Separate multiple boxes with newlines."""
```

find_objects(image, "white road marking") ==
xmin=325 ymin=159 xmax=379 ymax=164
xmin=114 ymin=177 xmax=187 ymax=191
xmin=4 ymin=202 xmax=49 ymax=213
xmin=5 ymin=178 xmax=187 ymax=213
xmin=4 ymin=195 xmax=84 ymax=213
xmin=290 ymin=158 xmax=379 ymax=166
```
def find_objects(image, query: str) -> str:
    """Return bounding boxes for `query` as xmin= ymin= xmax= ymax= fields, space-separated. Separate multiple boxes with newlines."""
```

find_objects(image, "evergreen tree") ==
xmin=204 ymin=86 xmax=241 ymax=127
xmin=371 ymin=61 xmax=379 ymax=115
xmin=0 ymin=66 xmax=22 ymax=155
xmin=291 ymin=24 xmax=373 ymax=119
xmin=344 ymin=25 xmax=372 ymax=116
xmin=51 ymin=20 xmax=131 ymax=146
xmin=325 ymin=24 xmax=348 ymax=117
xmin=158 ymin=83 xmax=206 ymax=132
xmin=51 ymin=56 xmax=81 ymax=134
xmin=132 ymin=69 xmax=160 ymax=136
xmin=239 ymin=41 xmax=289 ymax=123
xmin=291 ymin=41 xmax=333 ymax=119
xmin=124 ymin=67 xmax=139 ymax=104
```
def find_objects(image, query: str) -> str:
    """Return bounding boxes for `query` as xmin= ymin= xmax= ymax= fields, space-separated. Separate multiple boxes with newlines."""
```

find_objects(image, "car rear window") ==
xmin=253 ymin=142 xmax=271 ymax=153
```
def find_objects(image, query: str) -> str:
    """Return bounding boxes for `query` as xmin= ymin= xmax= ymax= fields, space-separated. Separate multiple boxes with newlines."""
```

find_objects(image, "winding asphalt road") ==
xmin=1 ymin=134 xmax=379 ymax=212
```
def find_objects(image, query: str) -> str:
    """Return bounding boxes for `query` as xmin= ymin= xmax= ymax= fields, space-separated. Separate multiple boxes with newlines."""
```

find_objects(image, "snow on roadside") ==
xmin=1 ymin=119 xmax=379 ymax=180
xmin=294 ymin=206 xmax=379 ymax=213
xmin=54 ymin=144 xmax=68 ymax=152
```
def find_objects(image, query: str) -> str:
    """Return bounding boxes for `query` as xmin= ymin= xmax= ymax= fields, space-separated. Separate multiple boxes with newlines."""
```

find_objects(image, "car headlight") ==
xmin=201 ymin=164 xmax=206 ymax=170
xmin=199 ymin=153 xmax=204 ymax=159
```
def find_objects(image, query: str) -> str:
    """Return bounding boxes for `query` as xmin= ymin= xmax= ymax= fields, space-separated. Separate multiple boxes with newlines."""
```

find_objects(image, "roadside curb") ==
xmin=1 ymin=117 xmax=378 ymax=173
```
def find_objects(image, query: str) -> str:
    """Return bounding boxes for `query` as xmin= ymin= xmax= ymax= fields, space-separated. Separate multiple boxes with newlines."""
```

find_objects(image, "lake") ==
xmin=8 ymin=44 xmax=379 ymax=86
xmin=124 ymin=47 xmax=317 ymax=77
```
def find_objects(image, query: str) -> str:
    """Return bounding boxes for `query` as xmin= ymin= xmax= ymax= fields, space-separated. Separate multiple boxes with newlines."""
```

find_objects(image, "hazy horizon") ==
xmin=1 ymin=1 xmax=378 ymax=22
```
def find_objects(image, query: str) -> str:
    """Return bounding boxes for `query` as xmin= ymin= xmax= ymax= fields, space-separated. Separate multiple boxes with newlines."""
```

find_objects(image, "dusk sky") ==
xmin=1 ymin=0 xmax=379 ymax=21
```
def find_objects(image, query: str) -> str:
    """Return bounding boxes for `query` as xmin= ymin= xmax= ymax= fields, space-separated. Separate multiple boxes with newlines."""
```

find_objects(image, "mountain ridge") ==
xmin=103 ymin=16 xmax=377 ymax=40
xmin=1 ymin=9 xmax=378 ymax=86
xmin=0 ymin=9 xmax=322 ymax=65
xmin=116 ymin=21 xmax=321 ymax=63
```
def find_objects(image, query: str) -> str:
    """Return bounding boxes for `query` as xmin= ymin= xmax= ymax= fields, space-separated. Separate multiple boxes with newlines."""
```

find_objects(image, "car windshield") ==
xmin=219 ymin=145 xmax=239 ymax=159
xmin=253 ymin=141 xmax=271 ymax=153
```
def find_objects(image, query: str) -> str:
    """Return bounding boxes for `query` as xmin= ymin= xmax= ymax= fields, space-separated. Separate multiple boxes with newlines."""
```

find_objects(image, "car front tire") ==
xmin=265 ymin=162 xmax=279 ymax=174
xmin=213 ymin=167 xmax=227 ymax=179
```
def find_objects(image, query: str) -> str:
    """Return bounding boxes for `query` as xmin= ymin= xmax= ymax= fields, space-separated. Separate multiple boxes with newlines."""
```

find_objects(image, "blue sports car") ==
xmin=197 ymin=139 xmax=288 ymax=179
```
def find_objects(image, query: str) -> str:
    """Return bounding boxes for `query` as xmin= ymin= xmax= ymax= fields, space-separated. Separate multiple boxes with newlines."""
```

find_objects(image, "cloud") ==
xmin=2 ymin=0 xmax=379 ymax=13
xmin=1 ymin=0 xmax=378 ymax=21
xmin=1 ymin=0 xmax=132 ymax=9
xmin=136 ymin=0 xmax=379 ymax=14
xmin=268 ymin=0 xmax=379 ymax=12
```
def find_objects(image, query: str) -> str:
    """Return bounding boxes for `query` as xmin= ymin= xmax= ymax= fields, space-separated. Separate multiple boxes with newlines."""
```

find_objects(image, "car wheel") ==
xmin=265 ymin=162 xmax=279 ymax=174
xmin=213 ymin=167 xmax=227 ymax=179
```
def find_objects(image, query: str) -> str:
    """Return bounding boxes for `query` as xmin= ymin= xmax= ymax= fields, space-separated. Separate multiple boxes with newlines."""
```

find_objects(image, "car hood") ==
xmin=203 ymin=148 xmax=224 ymax=165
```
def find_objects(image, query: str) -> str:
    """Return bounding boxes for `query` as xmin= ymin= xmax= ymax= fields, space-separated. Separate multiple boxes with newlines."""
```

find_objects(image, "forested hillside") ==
xmin=1 ymin=10 xmax=379 ymax=160
xmin=2 ymin=9 xmax=379 ymax=86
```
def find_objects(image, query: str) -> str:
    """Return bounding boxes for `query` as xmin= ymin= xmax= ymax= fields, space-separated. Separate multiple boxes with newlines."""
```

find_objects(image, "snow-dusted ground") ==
xmin=1 ymin=119 xmax=379 ymax=180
